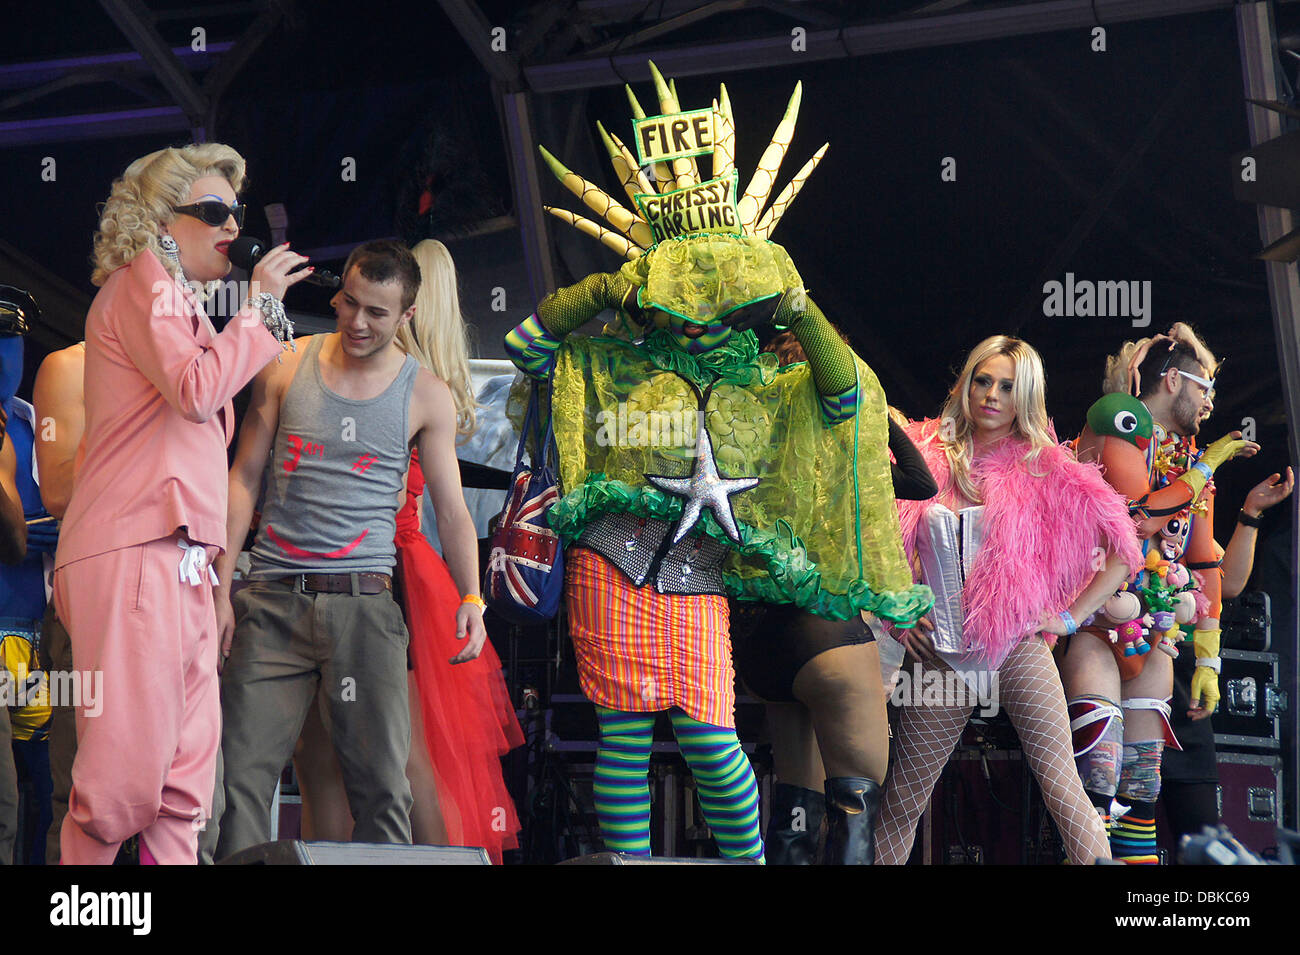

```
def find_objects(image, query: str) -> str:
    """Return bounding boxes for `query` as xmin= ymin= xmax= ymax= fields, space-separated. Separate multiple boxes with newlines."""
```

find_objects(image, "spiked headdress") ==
xmin=538 ymin=62 xmax=828 ymax=261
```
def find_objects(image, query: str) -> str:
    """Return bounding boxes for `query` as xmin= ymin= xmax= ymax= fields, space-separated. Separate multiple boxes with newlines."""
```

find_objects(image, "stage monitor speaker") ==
xmin=559 ymin=852 xmax=759 ymax=865
xmin=219 ymin=840 xmax=491 ymax=865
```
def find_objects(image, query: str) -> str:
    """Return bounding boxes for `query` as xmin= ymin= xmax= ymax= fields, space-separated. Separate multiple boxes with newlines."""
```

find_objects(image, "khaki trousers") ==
xmin=216 ymin=577 xmax=413 ymax=858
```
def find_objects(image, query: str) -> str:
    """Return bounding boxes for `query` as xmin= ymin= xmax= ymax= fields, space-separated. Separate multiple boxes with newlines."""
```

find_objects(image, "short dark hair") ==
xmin=1136 ymin=341 xmax=1203 ymax=399
xmin=763 ymin=330 xmax=806 ymax=366
xmin=342 ymin=240 xmax=421 ymax=310
xmin=762 ymin=325 xmax=852 ymax=368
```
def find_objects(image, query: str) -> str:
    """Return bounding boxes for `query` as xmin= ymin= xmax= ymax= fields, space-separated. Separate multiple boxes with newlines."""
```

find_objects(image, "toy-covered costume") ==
xmin=874 ymin=418 xmax=1142 ymax=865
xmin=397 ymin=450 xmax=523 ymax=864
xmin=505 ymin=64 xmax=928 ymax=860
xmin=1074 ymin=393 xmax=1234 ymax=863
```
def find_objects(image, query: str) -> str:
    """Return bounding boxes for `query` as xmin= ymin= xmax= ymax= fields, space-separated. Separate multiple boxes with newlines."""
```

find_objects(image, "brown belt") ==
xmin=275 ymin=573 xmax=392 ymax=595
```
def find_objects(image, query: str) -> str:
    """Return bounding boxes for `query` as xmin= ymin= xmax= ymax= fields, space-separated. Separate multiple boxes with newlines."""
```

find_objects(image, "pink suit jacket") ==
xmin=55 ymin=249 xmax=283 ymax=569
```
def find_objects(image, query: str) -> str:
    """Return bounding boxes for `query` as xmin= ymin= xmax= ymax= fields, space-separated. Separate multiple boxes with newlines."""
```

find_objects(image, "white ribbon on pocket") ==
xmin=178 ymin=539 xmax=219 ymax=587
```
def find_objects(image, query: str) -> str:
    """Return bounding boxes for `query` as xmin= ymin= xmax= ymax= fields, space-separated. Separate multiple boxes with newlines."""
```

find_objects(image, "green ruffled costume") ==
xmin=544 ymin=326 xmax=932 ymax=626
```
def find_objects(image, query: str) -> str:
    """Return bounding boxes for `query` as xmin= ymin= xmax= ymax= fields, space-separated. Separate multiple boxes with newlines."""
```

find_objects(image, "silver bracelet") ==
xmin=1195 ymin=656 xmax=1222 ymax=674
xmin=245 ymin=292 xmax=295 ymax=351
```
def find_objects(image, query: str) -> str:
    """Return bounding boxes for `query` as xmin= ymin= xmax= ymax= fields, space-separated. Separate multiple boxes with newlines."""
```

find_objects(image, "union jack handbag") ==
xmin=483 ymin=381 xmax=564 ymax=624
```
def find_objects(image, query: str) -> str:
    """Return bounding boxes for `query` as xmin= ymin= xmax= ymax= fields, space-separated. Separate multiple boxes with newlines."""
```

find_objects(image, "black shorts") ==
xmin=729 ymin=602 xmax=873 ymax=703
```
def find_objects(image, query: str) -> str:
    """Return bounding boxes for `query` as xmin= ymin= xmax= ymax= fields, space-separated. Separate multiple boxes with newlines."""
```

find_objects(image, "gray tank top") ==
xmin=248 ymin=334 xmax=418 ymax=577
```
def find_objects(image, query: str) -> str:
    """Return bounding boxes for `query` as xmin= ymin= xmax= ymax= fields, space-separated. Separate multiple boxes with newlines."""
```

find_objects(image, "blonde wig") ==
xmin=937 ymin=335 xmax=1055 ymax=503
xmin=1103 ymin=322 xmax=1219 ymax=397
xmin=91 ymin=143 xmax=247 ymax=287
xmin=399 ymin=239 xmax=479 ymax=439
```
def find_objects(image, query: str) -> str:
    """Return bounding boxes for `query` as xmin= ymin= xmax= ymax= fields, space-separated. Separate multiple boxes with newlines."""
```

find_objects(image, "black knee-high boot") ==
xmin=823 ymin=777 xmax=882 ymax=865
xmin=765 ymin=783 xmax=824 ymax=865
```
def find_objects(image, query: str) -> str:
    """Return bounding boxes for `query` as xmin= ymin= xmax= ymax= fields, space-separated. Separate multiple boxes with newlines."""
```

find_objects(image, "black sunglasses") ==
xmin=171 ymin=200 xmax=245 ymax=228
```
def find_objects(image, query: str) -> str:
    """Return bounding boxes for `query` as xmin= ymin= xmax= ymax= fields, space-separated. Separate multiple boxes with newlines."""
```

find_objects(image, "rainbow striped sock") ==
xmin=670 ymin=710 xmax=764 ymax=862
xmin=593 ymin=707 xmax=655 ymax=856
xmin=1111 ymin=800 xmax=1159 ymax=864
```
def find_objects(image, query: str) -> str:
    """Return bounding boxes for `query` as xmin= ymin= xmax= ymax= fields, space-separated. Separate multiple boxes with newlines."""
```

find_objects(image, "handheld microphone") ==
xmin=227 ymin=235 xmax=341 ymax=289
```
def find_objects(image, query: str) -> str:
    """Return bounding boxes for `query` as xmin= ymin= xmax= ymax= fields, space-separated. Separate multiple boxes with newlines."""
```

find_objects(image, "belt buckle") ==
xmin=299 ymin=574 xmax=315 ymax=594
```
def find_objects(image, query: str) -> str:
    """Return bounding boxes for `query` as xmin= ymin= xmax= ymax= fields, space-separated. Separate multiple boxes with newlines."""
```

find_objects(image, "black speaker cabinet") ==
xmin=219 ymin=840 xmax=491 ymax=865
xmin=1213 ymin=649 xmax=1285 ymax=750
xmin=1220 ymin=592 xmax=1271 ymax=651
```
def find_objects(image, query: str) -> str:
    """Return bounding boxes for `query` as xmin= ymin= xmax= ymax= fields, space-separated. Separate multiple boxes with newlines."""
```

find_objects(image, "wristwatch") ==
xmin=1237 ymin=509 xmax=1263 ymax=529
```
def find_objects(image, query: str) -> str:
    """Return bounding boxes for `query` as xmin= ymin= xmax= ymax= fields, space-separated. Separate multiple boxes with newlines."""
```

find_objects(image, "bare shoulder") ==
xmin=412 ymin=367 xmax=453 ymax=422
xmin=413 ymin=366 xmax=452 ymax=400
xmin=33 ymin=346 xmax=86 ymax=410
xmin=36 ymin=343 xmax=85 ymax=381
xmin=257 ymin=334 xmax=314 ymax=400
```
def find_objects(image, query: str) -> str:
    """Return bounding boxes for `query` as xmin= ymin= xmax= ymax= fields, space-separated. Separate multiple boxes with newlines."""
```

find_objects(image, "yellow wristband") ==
xmin=460 ymin=593 xmax=486 ymax=612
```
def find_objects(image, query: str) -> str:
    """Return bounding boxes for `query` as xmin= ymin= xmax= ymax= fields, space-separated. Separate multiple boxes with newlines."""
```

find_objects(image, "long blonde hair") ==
xmin=937 ymin=335 xmax=1055 ymax=503
xmin=399 ymin=239 xmax=478 ymax=438
xmin=91 ymin=143 xmax=246 ymax=287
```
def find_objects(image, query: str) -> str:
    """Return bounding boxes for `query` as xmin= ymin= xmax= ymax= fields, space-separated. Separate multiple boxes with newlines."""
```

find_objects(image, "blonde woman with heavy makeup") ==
xmin=873 ymin=336 xmax=1142 ymax=865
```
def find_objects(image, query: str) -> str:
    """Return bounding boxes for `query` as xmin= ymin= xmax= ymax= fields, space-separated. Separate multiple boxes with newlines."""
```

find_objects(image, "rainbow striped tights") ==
xmin=593 ymin=706 xmax=764 ymax=861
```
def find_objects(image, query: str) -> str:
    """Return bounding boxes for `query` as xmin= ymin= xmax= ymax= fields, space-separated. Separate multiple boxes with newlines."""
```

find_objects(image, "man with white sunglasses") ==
xmin=1066 ymin=327 xmax=1259 ymax=863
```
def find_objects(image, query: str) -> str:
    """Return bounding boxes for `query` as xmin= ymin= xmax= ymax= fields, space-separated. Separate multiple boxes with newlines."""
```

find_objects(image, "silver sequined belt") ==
xmin=576 ymin=512 xmax=729 ymax=595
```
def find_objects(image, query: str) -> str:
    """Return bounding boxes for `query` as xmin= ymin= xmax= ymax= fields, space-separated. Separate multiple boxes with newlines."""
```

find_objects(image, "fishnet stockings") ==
xmin=874 ymin=638 xmax=1112 ymax=865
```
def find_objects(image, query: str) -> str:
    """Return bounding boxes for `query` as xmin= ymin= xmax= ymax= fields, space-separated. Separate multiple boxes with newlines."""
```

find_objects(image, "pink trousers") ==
xmin=53 ymin=534 xmax=220 ymax=865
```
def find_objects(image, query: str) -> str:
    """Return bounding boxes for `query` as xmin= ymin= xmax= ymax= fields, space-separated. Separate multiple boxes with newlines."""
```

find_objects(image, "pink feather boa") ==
xmin=898 ymin=419 xmax=1143 ymax=661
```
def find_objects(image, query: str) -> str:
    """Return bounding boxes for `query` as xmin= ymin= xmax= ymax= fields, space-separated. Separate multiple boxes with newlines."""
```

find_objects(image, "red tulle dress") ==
xmin=396 ymin=450 xmax=524 ymax=863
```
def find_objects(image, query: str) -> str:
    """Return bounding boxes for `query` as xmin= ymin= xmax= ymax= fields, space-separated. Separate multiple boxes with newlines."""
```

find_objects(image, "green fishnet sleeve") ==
xmin=773 ymin=294 xmax=859 ymax=422
xmin=536 ymin=272 xmax=636 ymax=336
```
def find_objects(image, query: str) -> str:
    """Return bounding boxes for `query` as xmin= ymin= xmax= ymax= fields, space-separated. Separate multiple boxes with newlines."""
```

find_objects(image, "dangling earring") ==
xmin=159 ymin=234 xmax=181 ymax=266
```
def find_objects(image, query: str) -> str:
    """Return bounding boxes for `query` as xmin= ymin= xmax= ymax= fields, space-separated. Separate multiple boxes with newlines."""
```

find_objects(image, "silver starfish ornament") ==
xmin=646 ymin=427 xmax=759 ymax=544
